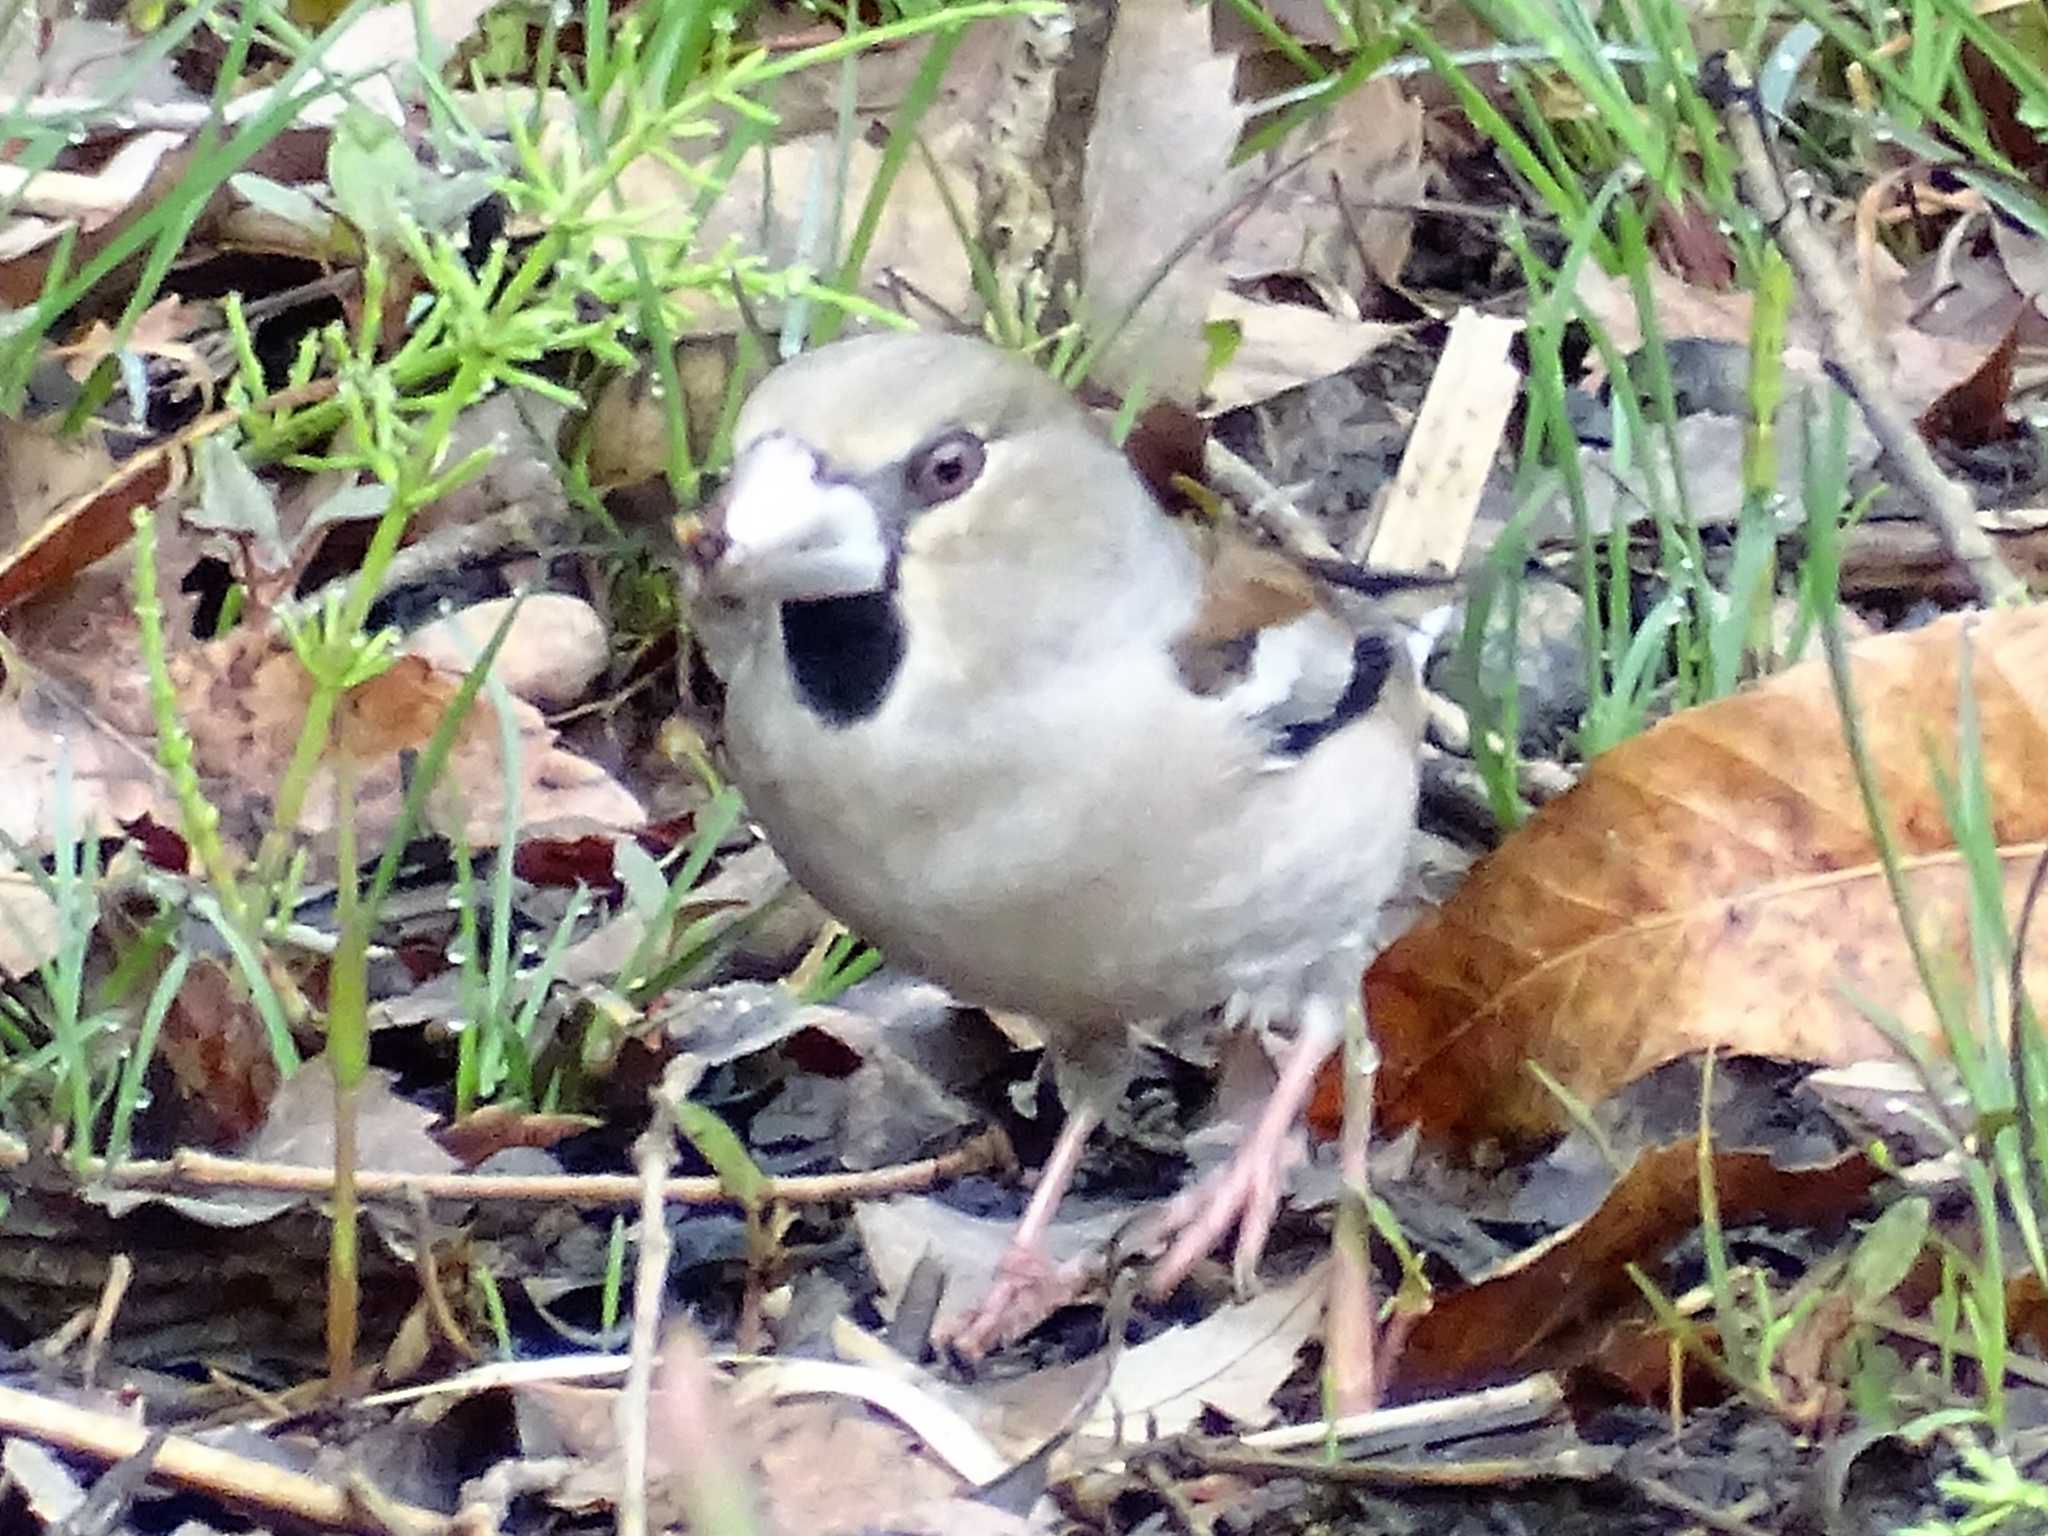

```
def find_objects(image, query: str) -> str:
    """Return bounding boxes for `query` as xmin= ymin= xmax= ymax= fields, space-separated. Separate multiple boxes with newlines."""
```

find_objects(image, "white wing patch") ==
xmin=1219 ymin=609 xmax=1385 ymax=769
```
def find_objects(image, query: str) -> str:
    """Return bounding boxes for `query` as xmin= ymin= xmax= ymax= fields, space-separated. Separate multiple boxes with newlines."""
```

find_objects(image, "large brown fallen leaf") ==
xmin=1369 ymin=605 xmax=2048 ymax=1149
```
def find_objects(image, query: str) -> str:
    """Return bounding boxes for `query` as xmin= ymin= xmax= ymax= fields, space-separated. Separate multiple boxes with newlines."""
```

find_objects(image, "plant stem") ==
xmin=326 ymin=750 xmax=365 ymax=1385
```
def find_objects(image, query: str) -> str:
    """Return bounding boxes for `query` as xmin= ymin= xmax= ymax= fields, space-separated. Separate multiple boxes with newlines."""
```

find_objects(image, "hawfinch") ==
xmin=682 ymin=332 xmax=1425 ymax=1356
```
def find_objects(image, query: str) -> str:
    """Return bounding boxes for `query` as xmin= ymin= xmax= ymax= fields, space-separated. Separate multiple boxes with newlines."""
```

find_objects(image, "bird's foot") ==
xmin=1141 ymin=1115 xmax=1307 ymax=1298
xmin=941 ymin=1242 xmax=1096 ymax=1360
xmin=1142 ymin=1021 xmax=1339 ymax=1298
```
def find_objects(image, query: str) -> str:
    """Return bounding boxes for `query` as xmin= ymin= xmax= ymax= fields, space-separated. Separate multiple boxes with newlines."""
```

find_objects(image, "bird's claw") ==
xmin=942 ymin=1244 xmax=1095 ymax=1360
xmin=1142 ymin=1122 xmax=1305 ymax=1298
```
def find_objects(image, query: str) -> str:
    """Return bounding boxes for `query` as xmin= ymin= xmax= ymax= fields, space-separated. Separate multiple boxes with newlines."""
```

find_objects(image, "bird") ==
xmin=678 ymin=330 xmax=1427 ymax=1358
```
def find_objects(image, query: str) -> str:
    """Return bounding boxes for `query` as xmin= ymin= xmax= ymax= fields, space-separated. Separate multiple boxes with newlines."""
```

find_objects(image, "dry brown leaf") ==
xmin=530 ymin=1336 xmax=1000 ymax=1536
xmin=316 ymin=0 xmax=503 ymax=90
xmin=1076 ymin=1261 xmax=1325 ymax=1442
xmin=1372 ymin=606 xmax=2048 ymax=1149
xmin=0 ymin=861 xmax=59 ymax=980
xmin=1217 ymin=75 xmax=1426 ymax=297
xmin=0 ymin=415 xmax=117 ymax=560
xmin=1081 ymin=0 xmax=1244 ymax=402
xmin=0 ymin=381 xmax=341 ymax=617
xmin=52 ymin=296 xmax=214 ymax=412
xmin=750 ymin=1399 xmax=973 ymax=1536
xmin=0 ymin=431 xmax=176 ymax=615
xmin=0 ymin=138 xmax=199 ymax=308
xmin=854 ymin=1194 xmax=1126 ymax=1337
xmin=157 ymin=957 xmax=283 ymax=1145
xmin=93 ymin=1059 xmax=461 ymax=1224
xmin=173 ymin=628 xmax=644 ymax=849
xmin=1575 ymin=262 xmax=1996 ymax=419
xmin=242 ymin=1059 xmax=461 ymax=1177
xmin=1202 ymin=291 xmax=1410 ymax=413
xmin=1396 ymin=1143 xmax=1878 ymax=1392
xmin=1918 ymin=318 xmax=2023 ymax=449
xmin=336 ymin=653 xmax=463 ymax=760
xmin=633 ymin=124 xmax=979 ymax=333
xmin=0 ymin=666 xmax=173 ymax=855
xmin=0 ymin=131 xmax=186 ymax=226
xmin=436 ymin=1105 xmax=598 ymax=1166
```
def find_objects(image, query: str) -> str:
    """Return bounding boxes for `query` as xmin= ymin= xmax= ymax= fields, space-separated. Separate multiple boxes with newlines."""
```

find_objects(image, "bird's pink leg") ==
xmin=1143 ymin=1013 xmax=1341 ymax=1298
xmin=941 ymin=1102 xmax=1102 ymax=1359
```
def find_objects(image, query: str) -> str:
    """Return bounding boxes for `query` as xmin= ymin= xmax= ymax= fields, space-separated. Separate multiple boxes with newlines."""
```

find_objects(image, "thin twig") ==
xmin=0 ymin=1384 xmax=478 ymax=1536
xmin=618 ymin=1113 xmax=676 ymax=1536
xmin=1627 ymin=1473 xmax=1777 ymax=1536
xmin=52 ymin=1425 xmax=170 ymax=1536
xmin=1174 ymin=1441 xmax=1620 ymax=1488
xmin=408 ymin=1189 xmax=480 ymax=1363
xmin=1241 ymin=1373 xmax=1565 ymax=1455
xmin=81 ymin=1252 xmax=133 ymax=1390
xmin=48 ymin=1124 xmax=1010 ymax=1207
xmin=1867 ymin=1305 xmax=2048 ymax=1388
xmin=1202 ymin=439 xmax=1340 ymax=564
xmin=1711 ymin=54 xmax=2024 ymax=605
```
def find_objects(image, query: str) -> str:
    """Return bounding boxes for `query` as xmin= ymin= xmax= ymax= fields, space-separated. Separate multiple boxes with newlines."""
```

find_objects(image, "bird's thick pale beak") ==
xmin=692 ymin=433 xmax=889 ymax=602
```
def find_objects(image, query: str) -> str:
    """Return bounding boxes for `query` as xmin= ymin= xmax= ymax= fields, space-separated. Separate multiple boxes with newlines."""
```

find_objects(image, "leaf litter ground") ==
xmin=4 ymin=6 xmax=2048 ymax=1534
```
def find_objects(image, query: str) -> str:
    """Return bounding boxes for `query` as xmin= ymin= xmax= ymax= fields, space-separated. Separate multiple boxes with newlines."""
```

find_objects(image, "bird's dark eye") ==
xmin=905 ymin=430 xmax=985 ymax=507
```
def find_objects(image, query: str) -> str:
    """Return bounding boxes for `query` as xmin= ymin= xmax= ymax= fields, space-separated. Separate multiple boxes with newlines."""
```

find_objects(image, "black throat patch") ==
xmin=780 ymin=592 xmax=907 ymax=727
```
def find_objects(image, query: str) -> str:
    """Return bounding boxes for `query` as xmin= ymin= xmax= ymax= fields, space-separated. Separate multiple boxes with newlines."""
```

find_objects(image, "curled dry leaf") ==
xmin=1395 ymin=1141 xmax=1878 ymax=1392
xmin=0 ymin=132 xmax=197 ymax=308
xmin=0 ymin=432 xmax=177 ymax=615
xmin=1371 ymin=606 xmax=2048 ymax=1149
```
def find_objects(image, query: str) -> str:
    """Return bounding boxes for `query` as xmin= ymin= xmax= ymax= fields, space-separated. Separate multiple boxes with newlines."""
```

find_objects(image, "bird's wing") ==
xmin=1168 ymin=528 xmax=1406 ymax=764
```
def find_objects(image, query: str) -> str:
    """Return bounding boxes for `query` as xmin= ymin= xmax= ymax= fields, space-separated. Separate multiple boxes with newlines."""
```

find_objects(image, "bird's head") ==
xmin=683 ymin=332 xmax=1124 ymax=607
